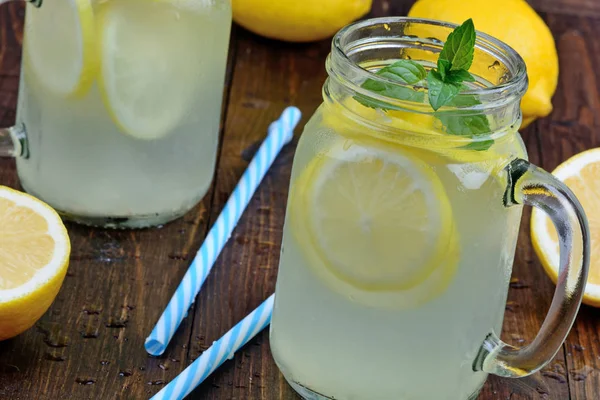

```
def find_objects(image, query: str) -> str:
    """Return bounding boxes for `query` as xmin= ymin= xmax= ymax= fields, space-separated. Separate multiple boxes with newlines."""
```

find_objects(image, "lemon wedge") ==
xmin=531 ymin=148 xmax=600 ymax=307
xmin=290 ymin=140 xmax=459 ymax=308
xmin=97 ymin=0 xmax=202 ymax=139
xmin=24 ymin=0 xmax=96 ymax=97
xmin=0 ymin=186 xmax=70 ymax=340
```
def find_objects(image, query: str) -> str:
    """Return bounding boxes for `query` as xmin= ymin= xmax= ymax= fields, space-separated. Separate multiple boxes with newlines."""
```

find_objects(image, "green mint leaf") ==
xmin=461 ymin=139 xmax=494 ymax=151
xmin=354 ymin=60 xmax=426 ymax=109
xmin=435 ymin=87 xmax=493 ymax=151
xmin=378 ymin=60 xmax=427 ymax=84
xmin=437 ymin=59 xmax=451 ymax=81
xmin=437 ymin=113 xmax=490 ymax=136
xmin=354 ymin=88 xmax=424 ymax=110
xmin=356 ymin=78 xmax=425 ymax=108
xmin=439 ymin=18 xmax=476 ymax=71
xmin=437 ymin=113 xmax=493 ymax=151
xmin=427 ymin=70 xmax=461 ymax=111
xmin=445 ymin=69 xmax=476 ymax=83
xmin=447 ymin=88 xmax=480 ymax=106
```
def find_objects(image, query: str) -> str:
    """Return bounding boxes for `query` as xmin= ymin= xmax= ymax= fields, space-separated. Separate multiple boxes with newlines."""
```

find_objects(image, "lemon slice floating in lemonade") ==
xmin=25 ymin=0 xmax=97 ymax=97
xmin=0 ymin=187 xmax=70 ymax=341
xmin=98 ymin=0 xmax=202 ymax=139
xmin=291 ymin=140 xmax=459 ymax=308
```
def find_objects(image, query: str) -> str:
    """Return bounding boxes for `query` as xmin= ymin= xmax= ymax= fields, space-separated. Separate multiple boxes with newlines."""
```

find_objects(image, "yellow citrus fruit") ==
xmin=408 ymin=0 xmax=558 ymax=129
xmin=289 ymin=139 xmax=459 ymax=309
xmin=232 ymin=0 xmax=372 ymax=42
xmin=530 ymin=149 xmax=600 ymax=307
xmin=0 ymin=186 xmax=71 ymax=340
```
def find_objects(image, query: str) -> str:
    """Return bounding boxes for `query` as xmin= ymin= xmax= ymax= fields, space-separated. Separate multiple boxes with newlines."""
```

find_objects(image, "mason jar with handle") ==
xmin=270 ymin=17 xmax=590 ymax=400
xmin=0 ymin=0 xmax=231 ymax=228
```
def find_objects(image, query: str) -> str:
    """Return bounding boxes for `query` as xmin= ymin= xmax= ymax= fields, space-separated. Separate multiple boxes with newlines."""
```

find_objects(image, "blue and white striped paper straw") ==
xmin=150 ymin=295 xmax=274 ymax=400
xmin=145 ymin=107 xmax=301 ymax=356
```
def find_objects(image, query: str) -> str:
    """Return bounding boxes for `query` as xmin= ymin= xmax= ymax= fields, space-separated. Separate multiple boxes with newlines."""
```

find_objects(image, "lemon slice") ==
xmin=98 ymin=0 xmax=201 ymax=139
xmin=290 ymin=140 xmax=459 ymax=307
xmin=24 ymin=0 xmax=96 ymax=97
xmin=531 ymin=148 xmax=600 ymax=307
xmin=0 ymin=186 xmax=71 ymax=340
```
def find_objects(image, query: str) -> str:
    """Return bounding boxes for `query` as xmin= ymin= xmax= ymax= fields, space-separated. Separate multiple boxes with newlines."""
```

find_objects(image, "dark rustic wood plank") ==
xmin=185 ymin=27 xmax=329 ymax=400
xmin=0 ymin=3 xmax=23 ymax=187
xmin=369 ymin=0 xmax=412 ymax=17
xmin=529 ymin=0 xmax=600 ymax=18
xmin=0 ymin=3 xmax=238 ymax=399
xmin=536 ymin=13 xmax=600 ymax=400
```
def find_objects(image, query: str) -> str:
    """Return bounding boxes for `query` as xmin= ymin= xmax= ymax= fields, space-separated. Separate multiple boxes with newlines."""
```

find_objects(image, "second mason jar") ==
xmin=11 ymin=0 xmax=231 ymax=228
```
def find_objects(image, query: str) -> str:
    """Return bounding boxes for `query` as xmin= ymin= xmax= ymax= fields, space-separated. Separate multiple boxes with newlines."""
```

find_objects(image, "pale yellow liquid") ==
xmin=271 ymin=105 xmax=527 ymax=399
xmin=16 ymin=0 xmax=231 ymax=227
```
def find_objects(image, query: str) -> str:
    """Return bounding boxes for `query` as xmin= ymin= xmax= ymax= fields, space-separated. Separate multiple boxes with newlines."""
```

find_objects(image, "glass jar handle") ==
xmin=0 ymin=125 xmax=28 ymax=158
xmin=474 ymin=158 xmax=590 ymax=378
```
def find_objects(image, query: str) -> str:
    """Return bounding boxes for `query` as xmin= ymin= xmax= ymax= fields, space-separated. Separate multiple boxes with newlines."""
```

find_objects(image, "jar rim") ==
xmin=330 ymin=17 xmax=528 ymax=112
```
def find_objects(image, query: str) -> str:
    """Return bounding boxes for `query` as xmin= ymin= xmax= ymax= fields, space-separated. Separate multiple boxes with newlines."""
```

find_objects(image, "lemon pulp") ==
xmin=531 ymin=148 xmax=600 ymax=307
xmin=0 ymin=186 xmax=70 ymax=341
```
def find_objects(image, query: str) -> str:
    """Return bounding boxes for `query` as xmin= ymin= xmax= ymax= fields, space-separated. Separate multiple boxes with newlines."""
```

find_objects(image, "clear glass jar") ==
xmin=270 ymin=17 xmax=589 ymax=400
xmin=0 ymin=0 xmax=232 ymax=228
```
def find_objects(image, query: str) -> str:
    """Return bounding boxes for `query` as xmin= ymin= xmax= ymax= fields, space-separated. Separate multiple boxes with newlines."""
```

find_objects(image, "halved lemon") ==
xmin=97 ymin=0 xmax=202 ymax=139
xmin=531 ymin=148 xmax=600 ymax=306
xmin=290 ymin=140 xmax=459 ymax=308
xmin=0 ymin=186 xmax=71 ymax=340
xmin=24 ymin=0 xmax=96 ymax=97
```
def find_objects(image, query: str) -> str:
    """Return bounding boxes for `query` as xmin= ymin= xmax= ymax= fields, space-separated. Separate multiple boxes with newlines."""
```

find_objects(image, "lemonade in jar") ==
xmin=4 ymin=0 xmax=231 ymax=228
xmin=270 ymin=18 xmax=589 ymax=399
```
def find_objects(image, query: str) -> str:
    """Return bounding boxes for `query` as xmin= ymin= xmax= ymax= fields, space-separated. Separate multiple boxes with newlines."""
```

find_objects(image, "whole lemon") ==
xmin=408 ymin=0 xmax=558 ymax=128
xmin=232 ymin=0 xmax=372 ymax=43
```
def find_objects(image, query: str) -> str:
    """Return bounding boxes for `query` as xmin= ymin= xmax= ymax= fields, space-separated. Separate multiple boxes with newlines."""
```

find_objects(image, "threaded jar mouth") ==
xmin=328 ymin=17 xmax=528 ymax=114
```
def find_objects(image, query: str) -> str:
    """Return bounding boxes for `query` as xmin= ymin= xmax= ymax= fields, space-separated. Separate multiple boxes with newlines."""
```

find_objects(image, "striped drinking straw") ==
xmin=150 ymin=294 xmax=274 ymax=400
xmin=145 ymin=107 xmax=301 ymax=356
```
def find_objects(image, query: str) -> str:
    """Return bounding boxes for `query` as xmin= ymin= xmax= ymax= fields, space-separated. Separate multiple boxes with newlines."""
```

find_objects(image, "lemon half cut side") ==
xmin=531 ymin=148 xmax=600 ymax=307
xmin=0 ymin=186 xmax=71 ymax=340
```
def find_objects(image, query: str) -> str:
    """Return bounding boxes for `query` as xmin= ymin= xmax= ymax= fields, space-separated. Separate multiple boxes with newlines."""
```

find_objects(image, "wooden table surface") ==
xmin=1 ymin=0 xmax=599 ymax=399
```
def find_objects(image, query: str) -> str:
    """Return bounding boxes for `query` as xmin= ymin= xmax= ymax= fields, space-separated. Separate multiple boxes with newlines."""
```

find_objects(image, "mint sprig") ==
xmin=355 ymin=18 xmax=493 ymax=151
xmin=438 ymin=18 xmax=476 ymax=71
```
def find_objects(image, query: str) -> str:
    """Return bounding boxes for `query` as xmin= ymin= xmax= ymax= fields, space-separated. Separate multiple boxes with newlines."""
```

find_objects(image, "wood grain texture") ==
xmin=0 ymin=3 xmax=22 ymax=188
xmin=528 ymin=0 xmax=600 ymax=18
xmin=0 ymin=0 xmax=599 ymax=399
xmin=537 ymin=12 xmax=600 ymax=400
